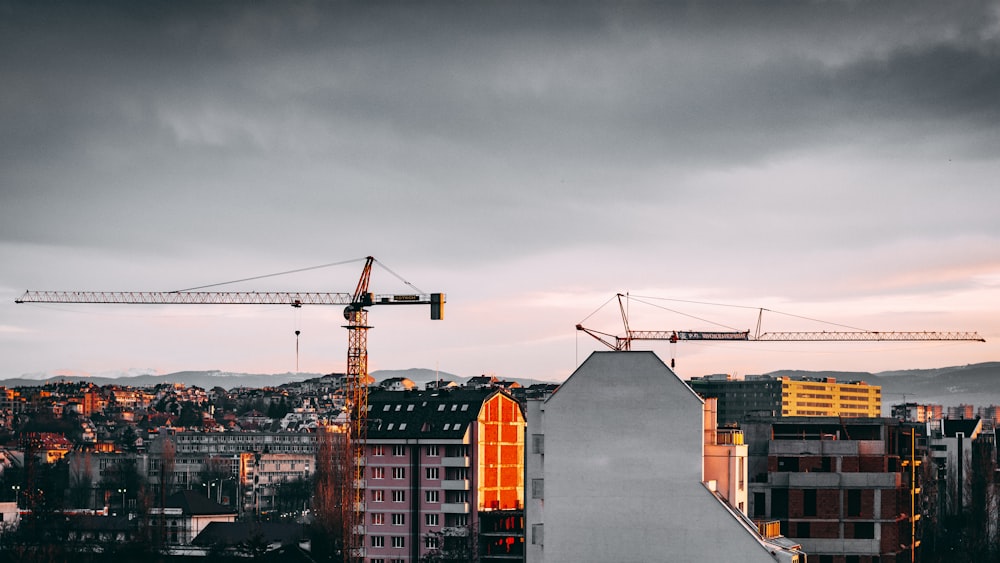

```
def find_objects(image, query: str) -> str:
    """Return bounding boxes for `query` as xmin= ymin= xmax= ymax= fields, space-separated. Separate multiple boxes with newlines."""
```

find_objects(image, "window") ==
xmin=391 ymin=537 xmax=405 ymax=549
xmin=424 ymin=536 xmax=439 ymax=549
xmin=426 ymin=467 xmax=439 ymax=480
xmin=373 ymin=445 xmax=385 ymax=456
xmin=531 ymin=524 xmax=544 ymax=546
xmin=372 ymin=490 xmax=385 ymax=502
xmin=795 ymin=521 xmax=810 ymax=538
xmin=847 ymin=489 xmax=862 ymax=517
xmin=425 ymin=513 xmax=439 ymax=526
xmin=803 ymin=489 xmax=817 ymax=517
xmin=426 ymin=490 xmax=439 ymax=503
xmin=392 ymin=467 xmax=406 ymax=479
xmin=426 ymin=445 xmax=439 ymax=457
xmin=392 ymin=445 xmax=406 ymax=456
xmin=371 ymin=513 xmax=385 ymax=525
xmin=753 ymin=492 xmax=766 ymax=518
xmin=531 ymin=478 xmax=544 ymax=499
xmin=392 ymin=490 xmax=406 ymax=502
xmin=372 ymin=467 xmax=386 ymax=479
xmin=531 ymin=434 xmax=544 ymax=455
xmin=777 ymin=457 xmax=799 ymax=471
xmin=392 ymin=513 xmax=405 ymax=526
xmin=371 ymin=536 xmax=385 ymax=548
xmin=853 ymin=522 xmax=875 ymax=539
xmin=771 ymin=489 xmax=789 ymax=518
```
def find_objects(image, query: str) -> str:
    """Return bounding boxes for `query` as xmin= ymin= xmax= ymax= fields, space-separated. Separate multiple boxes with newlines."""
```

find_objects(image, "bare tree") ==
xmin=968 ymin=438 xmax=1000 ymax=561
xmin=68 ymin=452 xmax=93 ymax=509
xmin=311 ymin=425 xmax=346 ymax=561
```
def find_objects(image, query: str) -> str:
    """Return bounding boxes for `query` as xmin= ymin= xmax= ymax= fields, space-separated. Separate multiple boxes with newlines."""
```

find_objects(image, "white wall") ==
xmin=535 ymin=351 xmax=780 ymax=563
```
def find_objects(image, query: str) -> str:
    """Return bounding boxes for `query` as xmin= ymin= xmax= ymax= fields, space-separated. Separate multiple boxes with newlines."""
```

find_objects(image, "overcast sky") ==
xmin=2 ymin=1 xmax=999 ymax=384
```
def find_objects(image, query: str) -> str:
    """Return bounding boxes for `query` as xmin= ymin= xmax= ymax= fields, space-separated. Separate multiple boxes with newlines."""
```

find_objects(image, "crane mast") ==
xmin=16 ymin=256 xmax=445 ymax=563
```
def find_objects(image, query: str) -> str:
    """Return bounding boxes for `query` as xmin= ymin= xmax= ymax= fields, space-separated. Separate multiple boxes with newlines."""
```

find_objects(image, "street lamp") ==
xmin=11 ymin=485 xmax=20 ymax=508
xmin=118 ymin=487 xmax=127 ymax=515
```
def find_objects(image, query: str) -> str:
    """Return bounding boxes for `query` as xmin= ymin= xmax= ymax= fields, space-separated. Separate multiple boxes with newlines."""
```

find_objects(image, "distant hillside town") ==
xmin=0 ymin=359 xmax=998 ymax=562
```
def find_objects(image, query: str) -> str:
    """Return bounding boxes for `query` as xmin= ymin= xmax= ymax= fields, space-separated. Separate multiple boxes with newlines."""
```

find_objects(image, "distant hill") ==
xmin=766 ymin=362 xmax=1000 ymax=413
xmin=0 ymin=367 xmax=551 ymax=391
xmin=0 ymin=370 xmax=321 ymax=390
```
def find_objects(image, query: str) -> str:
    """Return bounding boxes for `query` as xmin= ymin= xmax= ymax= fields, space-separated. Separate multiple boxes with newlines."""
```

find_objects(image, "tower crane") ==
xmin=16 ymin=255 xmax=444 ymax=562
xmin=576 ymin=293 xmax=984 ymax=365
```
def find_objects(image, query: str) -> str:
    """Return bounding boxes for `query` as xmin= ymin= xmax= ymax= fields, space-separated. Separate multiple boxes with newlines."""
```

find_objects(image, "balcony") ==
xmin=769 ymin=440 xmax=884 ymax=456
xmin=442 ymin=456 xmax=470 ymax=468
xmin=441 ymin=502 xmax=470 ymax=514
xmin=716 ymin=429 xmax=745 ymax=446
xmin=769 ymin=472 xmax=901 ymax=488
xmin=754 ymin=520 xmax=781 ymax=539
xmin=796 ymin=538 xmax=879 ymax=555
xmin=441 ymin=479 xmax=470 ymax=491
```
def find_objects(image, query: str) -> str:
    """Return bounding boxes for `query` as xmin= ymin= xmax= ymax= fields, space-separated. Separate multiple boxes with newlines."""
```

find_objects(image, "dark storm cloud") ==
xmin=2 ymin=1 xmax=999 ymax=262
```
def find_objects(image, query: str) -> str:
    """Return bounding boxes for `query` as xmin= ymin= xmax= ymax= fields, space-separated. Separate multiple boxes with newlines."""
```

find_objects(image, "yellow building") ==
xmin=689 ymin=374 xmax=882 ymax=424
xmin=780 ymin=377 xmax=881 ymax=417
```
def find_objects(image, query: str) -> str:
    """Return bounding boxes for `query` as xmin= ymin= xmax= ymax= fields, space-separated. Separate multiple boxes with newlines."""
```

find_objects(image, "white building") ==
xmin=525 ymin=351 xmax=803 ymax=563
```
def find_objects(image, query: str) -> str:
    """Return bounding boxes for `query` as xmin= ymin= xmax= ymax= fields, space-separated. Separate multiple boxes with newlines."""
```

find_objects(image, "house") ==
xmin=380 ymin=377 xmax=417 ymax=391
xmin=525 ymin=351 xmax=803 ymax=563
xmin=192 ymin=521 xmax=307 ymax=554
xmin=0 ymin=501 xmax=19 ymax=533
xmin=148 ymin=489 xmax=237 ymax=546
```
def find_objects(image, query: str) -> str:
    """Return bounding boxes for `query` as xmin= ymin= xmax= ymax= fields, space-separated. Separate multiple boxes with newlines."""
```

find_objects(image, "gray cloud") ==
xmin=2 ymin=2 xmax=999 ymax=380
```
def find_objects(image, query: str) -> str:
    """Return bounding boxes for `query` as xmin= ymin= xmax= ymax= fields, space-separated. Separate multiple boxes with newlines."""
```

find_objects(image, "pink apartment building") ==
xmin=362 ymin=387 xmax=525 ymax=563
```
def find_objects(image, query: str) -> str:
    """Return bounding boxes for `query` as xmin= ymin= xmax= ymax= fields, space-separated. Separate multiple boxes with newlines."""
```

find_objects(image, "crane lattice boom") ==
xmin=576 ymin=293 xmax=984 ymax=353
xmin=16 ymin=290 xmax=441 ymax=307
xmin=620 ymin=329 xmax=985 ymax=343
xmin=16 ymin=256 xmax=445 ymax=563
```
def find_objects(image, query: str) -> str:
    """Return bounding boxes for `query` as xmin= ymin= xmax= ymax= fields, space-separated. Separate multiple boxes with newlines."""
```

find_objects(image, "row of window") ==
xmin=370 ymin=536 xmax=406 ymax=548
xmin=371 ymin=467 xmax=408 ymax=479
xmin=372 ymin=445 xmax=441 ymax=456
xmin=371 ymin=513 xmax=441 ymax=526
xmin=372 ymin=402 xmax=472 ymax=413
xmin=370 ymin=536 xmax=441 ymax=550
xmin=369 ymin=467 xmax=463 ymax=480
xmin=370 ymin=489 xmax=469 ymax=503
